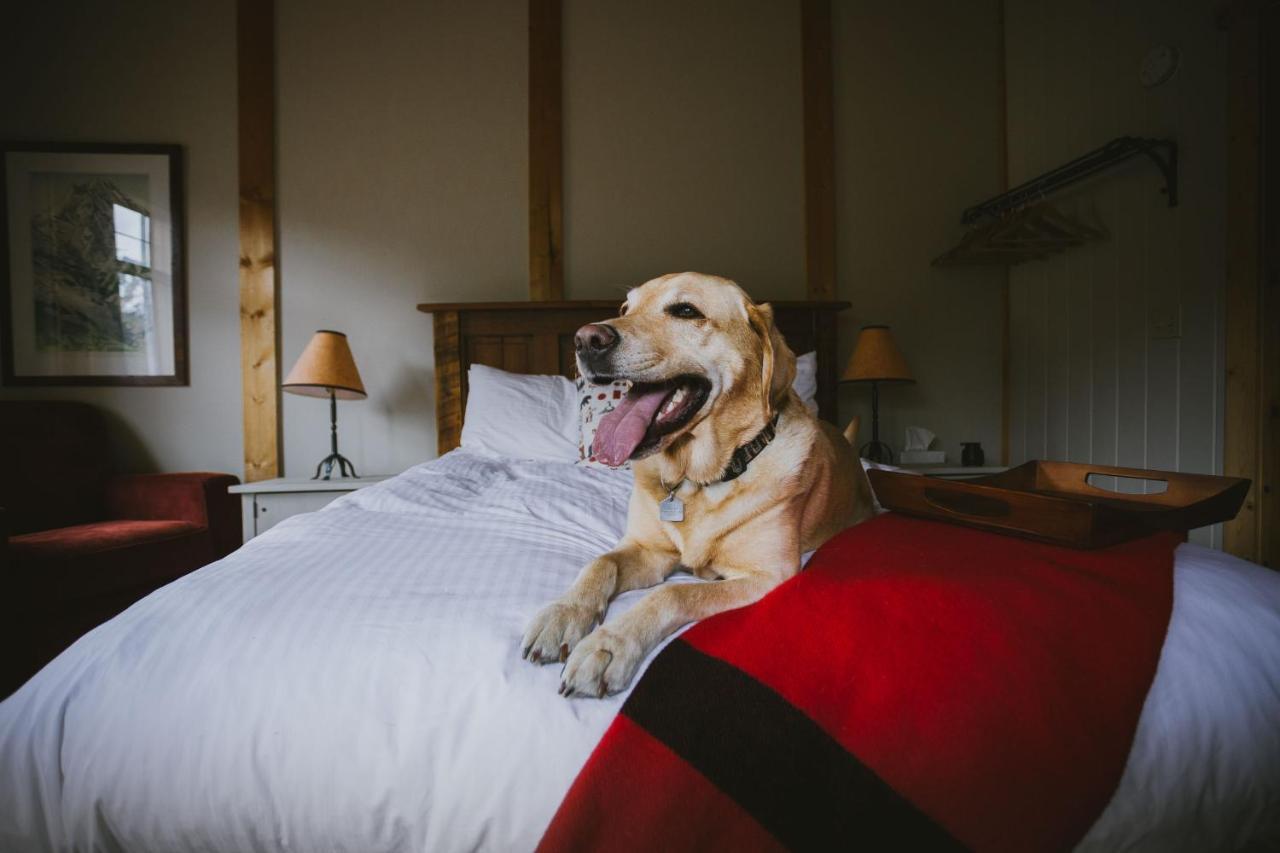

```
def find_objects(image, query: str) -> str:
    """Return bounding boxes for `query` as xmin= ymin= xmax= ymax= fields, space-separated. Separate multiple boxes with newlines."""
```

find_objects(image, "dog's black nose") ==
xmin=575 ymin=323 xmax=619 ymax=355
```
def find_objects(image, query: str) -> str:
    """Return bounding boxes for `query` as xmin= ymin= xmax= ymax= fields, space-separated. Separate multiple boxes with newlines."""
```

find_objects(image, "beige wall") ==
xmin=562 ymin=0 xmax=805 ymax=299
xmin=0 ymin=0 xmax=241 ymax=475
xmin=276 ymin=0 xmax=527 ymax=476
xmin=3 ymin=0 xmax=1006 ymax=478
xmin=1004 ymin=0 xmax=1226 ymax=546
xmin=832 ymin=1 xmax=1006 ymax=463
xmin=563 ymin=1 xmax=1006 ymax=469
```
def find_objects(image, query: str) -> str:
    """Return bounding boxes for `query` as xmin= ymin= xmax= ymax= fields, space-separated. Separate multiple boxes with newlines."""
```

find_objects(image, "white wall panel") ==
xmin=1005 ymin=0 xmax=1227 ymax=546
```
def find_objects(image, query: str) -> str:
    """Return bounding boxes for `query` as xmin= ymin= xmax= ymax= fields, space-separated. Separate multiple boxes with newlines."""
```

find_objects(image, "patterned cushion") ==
xmin=576 ymin=376 xmax=633 ymax=469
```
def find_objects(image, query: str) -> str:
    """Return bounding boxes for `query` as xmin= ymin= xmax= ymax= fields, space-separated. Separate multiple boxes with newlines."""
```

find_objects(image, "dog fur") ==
xmin=521 ymin=272 xmax=875 ymax=697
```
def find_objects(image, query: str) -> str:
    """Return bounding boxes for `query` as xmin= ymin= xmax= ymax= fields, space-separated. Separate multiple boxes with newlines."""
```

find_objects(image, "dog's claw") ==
xmin=561 ymin=631 xmax=639 ymax=699
xmin=522 ymin=600 xmax=597 ymax=668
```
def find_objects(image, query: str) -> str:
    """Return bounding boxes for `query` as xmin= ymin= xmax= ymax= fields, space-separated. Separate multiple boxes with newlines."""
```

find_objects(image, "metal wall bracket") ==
xmin=962 ymin=136 xmax=1179 ymax=225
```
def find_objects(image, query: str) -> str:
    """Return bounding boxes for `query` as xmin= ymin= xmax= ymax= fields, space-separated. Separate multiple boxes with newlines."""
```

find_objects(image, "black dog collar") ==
xmin=718 ymin=412 xmax=781 ymax=483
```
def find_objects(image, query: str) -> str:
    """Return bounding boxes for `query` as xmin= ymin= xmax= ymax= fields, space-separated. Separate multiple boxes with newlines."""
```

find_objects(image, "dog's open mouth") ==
xmin=592 ymin=375 xmax=711 ymax=466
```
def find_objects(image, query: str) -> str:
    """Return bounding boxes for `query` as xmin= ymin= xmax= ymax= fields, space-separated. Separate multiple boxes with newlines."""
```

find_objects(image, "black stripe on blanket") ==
xmin=622 ymin=640 xmax=968 ymax=852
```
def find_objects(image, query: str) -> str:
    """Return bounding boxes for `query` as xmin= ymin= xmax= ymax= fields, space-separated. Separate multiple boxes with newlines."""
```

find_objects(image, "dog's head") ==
xmin=576 ymin=272 xmax=796 ymax=467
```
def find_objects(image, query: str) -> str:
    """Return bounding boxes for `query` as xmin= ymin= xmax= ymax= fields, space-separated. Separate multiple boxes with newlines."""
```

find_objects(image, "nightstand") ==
xmin=228 ymin=476 xmax=390 ymax=541
xmin=899 ymin=465 xmax=1010 ymax=481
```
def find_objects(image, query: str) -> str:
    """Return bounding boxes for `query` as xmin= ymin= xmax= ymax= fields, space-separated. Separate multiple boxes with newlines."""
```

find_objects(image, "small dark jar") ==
xmin=961 ymin=442 xmax=985 ymax=467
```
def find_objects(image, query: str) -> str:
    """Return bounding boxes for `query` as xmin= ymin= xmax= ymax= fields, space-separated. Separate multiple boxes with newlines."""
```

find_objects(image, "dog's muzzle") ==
xmin=575 ymin=323 xmax=620 ymax=379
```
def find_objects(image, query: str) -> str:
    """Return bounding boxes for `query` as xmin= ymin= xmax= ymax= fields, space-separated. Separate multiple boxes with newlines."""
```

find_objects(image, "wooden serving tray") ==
xmin=866 ymin=461 xmax=1251 ymax=549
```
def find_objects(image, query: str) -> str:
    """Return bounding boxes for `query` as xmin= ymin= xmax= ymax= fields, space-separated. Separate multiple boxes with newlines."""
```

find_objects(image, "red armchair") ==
xmin=1 ymin=401 xmax=240 ymax=697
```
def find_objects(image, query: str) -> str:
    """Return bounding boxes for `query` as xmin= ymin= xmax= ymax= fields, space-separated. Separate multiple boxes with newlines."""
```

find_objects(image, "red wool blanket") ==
xmin=539 ymin=514 xmax=1179 ymax=852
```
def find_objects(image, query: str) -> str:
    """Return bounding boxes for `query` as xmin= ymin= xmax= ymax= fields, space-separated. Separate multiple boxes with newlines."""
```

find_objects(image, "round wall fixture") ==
xmin=1140 ymin=45 xmax=1180 ymax=88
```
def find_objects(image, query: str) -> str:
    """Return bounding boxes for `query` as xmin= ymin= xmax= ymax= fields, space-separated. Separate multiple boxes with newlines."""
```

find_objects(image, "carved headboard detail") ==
xmin=416 ymin=299 xmax=851 ymax=456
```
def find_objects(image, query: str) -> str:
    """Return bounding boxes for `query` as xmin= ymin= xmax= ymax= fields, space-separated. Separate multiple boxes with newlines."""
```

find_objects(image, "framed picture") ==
xmin=1 ymin=142 xmax=187 ymax=386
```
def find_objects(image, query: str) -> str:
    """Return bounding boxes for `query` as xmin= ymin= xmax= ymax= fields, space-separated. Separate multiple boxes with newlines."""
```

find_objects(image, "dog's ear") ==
xmin=747 ymin=302 xmax=796 ymax=421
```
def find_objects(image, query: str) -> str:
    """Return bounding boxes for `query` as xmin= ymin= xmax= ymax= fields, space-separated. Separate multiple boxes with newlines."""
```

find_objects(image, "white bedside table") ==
xmin=228 ymin=476 xmax=390 ymax=541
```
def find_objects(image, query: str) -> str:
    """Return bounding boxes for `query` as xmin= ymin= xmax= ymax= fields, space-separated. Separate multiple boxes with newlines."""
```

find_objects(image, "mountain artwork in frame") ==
xmin=1 ymin=142 xmax=187 ymax=385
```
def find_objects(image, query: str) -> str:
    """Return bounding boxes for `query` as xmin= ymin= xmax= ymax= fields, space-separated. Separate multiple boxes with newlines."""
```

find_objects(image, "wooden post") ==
xmin=1263 ymin=4 xmax=1279 ymax=569
xmin=237 ymin=0 xmax=281 ymax=482
xmin=1220 ymin=1 xmax=1277 ymax=566
xmin=1222 ymin=5 xmax=1260 ymax=561
xmin=433 ymin=311 xmax=462 ymax=456
xmin=529 ymin=0 xmax=564 ymax=301
xmin=998 ymin=0 xmax=1011 ymax=466
xmin=801 ymin=0 xmax=836 ymax=301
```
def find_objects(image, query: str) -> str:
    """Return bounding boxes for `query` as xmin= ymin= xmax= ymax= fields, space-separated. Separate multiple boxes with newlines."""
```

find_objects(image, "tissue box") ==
xmin=900 ymin=450 xmax=946 ymax=465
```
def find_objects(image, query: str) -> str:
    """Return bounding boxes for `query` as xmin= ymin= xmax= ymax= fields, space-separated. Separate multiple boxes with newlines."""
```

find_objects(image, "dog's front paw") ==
xmin=521 ymin=600 xmax=598 ymax=665
xmin=560 ymin=627 xmax=643 ymax=698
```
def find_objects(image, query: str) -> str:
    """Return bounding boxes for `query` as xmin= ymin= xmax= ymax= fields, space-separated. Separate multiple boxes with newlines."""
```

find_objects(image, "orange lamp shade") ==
xmin=841 ymin=325 xmax=914 ymax=383
xmin=283 ymin=330 xmax=367 ymax=400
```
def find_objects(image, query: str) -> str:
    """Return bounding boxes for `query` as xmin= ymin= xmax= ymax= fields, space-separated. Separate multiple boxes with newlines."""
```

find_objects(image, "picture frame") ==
xmin=1 ymin=141 xmax=187 ymax=386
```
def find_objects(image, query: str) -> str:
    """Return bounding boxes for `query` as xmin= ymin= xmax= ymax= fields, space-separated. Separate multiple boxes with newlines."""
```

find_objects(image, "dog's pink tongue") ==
xmin=593 ymin=387 xmax=668 ymax=466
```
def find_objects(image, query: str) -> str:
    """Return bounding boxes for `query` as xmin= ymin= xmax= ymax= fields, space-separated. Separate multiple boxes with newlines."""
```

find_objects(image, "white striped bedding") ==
xmin=1 ymin=449 xmax=1278 ymax=852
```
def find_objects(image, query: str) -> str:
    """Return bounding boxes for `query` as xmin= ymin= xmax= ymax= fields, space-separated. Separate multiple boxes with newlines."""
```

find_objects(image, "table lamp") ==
xmin=840 ymin=324 xmax=914 ymax=464
xmin=283 ymin=330 xmax=366 ymax=480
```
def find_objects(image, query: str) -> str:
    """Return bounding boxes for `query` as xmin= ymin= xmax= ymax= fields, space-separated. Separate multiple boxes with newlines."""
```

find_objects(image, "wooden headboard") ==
xmin=416 ymin=299 xmax=851 ymax=455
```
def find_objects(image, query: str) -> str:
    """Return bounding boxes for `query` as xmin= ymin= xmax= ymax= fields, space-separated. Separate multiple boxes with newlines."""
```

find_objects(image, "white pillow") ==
xmin=460 ymin=364 xmax=579 ymax=462
xmin=576 ymin=376 xmax=633 ymax=469
xmin=793 ymin=351 xmax=819 ymax=415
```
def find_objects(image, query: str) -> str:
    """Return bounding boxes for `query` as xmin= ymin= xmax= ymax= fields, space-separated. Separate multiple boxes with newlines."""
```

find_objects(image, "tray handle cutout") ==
xmin=923 ymin=488 xmax=1012 ymax=519
xmin=1085 ymin=472 xmax=1168 ymax=495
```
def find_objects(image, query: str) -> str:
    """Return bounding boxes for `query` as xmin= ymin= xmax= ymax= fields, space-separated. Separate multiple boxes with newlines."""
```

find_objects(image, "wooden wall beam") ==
xmin=1262 ymin=4 xmax=1279 ymax=569
xmin=433 ymin=311 xmax=462 ymax=456
xmin=998 ymin=0 xmax=1011 ymax=466
xmin=1222 ymin=6 xmax=1263 ymax=561
xmin=528 ymin=0 xmax=564 ymax=301
xmin=801 ymin=0 xmax=836 ymax=300
xmin=237 ymin=0 xmax=281 ymax=482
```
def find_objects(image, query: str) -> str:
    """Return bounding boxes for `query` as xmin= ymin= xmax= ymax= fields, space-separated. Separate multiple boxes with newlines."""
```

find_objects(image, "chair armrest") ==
xmin=106 ymin=473 xmax=242 ymax=559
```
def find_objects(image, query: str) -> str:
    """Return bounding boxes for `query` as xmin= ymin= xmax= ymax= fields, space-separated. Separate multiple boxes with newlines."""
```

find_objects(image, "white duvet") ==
xmin=1 ymin=451 xmax=1278 ymax=852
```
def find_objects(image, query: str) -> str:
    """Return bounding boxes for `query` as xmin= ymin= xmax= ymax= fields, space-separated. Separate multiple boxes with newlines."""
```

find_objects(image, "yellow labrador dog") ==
xmin=522 ymin=272 xmax=874 ymax=697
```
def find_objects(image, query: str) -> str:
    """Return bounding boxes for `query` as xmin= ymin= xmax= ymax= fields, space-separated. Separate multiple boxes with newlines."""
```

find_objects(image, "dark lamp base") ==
xmin=313 ymin=452 xmax=359 ymax=480
xmin=310 ymin=389 xmax=359 ymax=480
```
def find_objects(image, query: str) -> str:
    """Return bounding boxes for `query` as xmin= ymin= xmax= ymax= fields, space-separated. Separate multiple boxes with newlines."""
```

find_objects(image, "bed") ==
xmin=421 ymin=299 xmax=848 ymax=455
xmin=1 ymin=301 xmax=1278 ymax=852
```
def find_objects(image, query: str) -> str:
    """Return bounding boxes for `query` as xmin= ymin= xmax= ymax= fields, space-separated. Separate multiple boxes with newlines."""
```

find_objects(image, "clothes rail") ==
xmin=961 ymin=136 xmax=1177 ymax=225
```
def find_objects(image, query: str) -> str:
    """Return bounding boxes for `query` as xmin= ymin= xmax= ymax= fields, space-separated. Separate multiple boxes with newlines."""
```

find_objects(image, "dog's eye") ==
xmin=665 ymin=303 xmax=704 ymax=320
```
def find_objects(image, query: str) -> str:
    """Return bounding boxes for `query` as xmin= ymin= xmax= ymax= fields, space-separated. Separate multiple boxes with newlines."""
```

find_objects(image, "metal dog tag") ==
xmin=659 ymin=493 xmax=685 ymax=523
